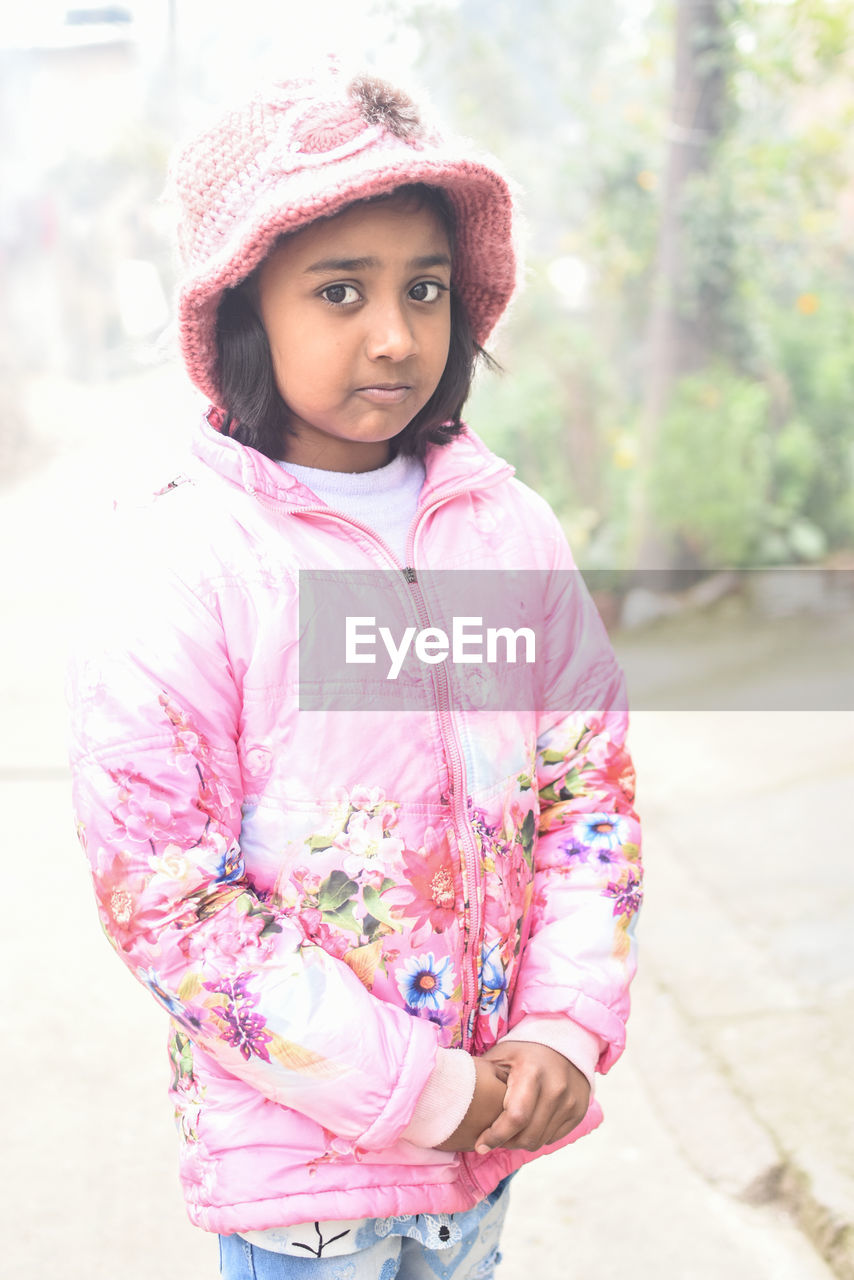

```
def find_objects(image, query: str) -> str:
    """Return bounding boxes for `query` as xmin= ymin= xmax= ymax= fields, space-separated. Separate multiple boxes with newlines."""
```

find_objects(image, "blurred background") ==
xmin=3 ymin=0 xmax=854 ymax=572
xmin=2 ymin=4 xmax=853 ymax=1279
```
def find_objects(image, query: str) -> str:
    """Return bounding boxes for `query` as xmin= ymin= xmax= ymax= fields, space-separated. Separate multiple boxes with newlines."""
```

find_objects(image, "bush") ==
xmin=650 ymin=368 xmax=771 ymax=565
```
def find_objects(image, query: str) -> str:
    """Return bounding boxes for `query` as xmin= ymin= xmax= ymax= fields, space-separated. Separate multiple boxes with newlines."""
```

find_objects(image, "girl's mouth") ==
xmin=356 ymin=385 xmax=413 ymax=404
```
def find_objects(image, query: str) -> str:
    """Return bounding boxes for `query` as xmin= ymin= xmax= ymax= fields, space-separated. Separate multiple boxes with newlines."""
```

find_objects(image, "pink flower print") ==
xmin=109 ymin=766 xmax=138 ymax=806
xmin=386 ymin=831 xmax=459 ymax=945
xmin=501 ymin=797 xmax=528 ymax=846
xmin=616 ymin=756 xmax=637 ymax=804
xmin=95 ymin=849 xmax=187 ymax=952
xmin=295 ymin=908 xmax=351 ymax=960
xmin=482 ymin=891 xmax=514 ymax=942
xmin=197 ymin=770 xmax=236 ymax=824
xmin=295 ymin=906 xmax=322 ymax=935
xmin=292 ymin=865 xmax=323 ymax=897
xmin=241 ymin=744 xmax=273 ymax=787
xmin=171 ymin=727 xmax=202 ymax=773
xmin=581 ymin=729 xmax=612 ymax=770
xmin=184 ymin=903 xmax=271 ymax=972
xmin=349 ymin=784 xmax=387 ymax=811
xmin=581 ymin=737 xmax=636 ymax=809
xmin=483 ymin=835 xmax=530 ymax=940
xmin=349 ymin=785 xmax=399 ymax=830
xmin=491 ymin=830 xmax=530 ymax=903
xmin=110 ymin=776 xmax=175 ymax=846
xmin=159 ymin=693 xmax=211 ymax=769
xmin=334 ymin=810 xmax=404 ymax=879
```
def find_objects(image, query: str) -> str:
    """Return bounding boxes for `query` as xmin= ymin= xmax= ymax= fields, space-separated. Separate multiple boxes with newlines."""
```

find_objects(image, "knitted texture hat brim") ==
xmin=172 ymin=65 xmax=519 ymax=408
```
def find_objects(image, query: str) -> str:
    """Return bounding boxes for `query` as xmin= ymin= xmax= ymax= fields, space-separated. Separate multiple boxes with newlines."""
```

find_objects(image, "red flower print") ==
xmin=94 ymin=848 xmax=191 ymax=953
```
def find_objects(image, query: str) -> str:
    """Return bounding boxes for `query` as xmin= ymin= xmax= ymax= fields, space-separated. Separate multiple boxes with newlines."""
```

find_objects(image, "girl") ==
xmin=69 ymin=62 xmax=642 ymax=1280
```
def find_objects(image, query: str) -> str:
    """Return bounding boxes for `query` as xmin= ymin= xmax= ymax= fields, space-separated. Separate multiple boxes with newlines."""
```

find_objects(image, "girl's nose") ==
xmin=365 ymin=301 xmax=418 ymax=362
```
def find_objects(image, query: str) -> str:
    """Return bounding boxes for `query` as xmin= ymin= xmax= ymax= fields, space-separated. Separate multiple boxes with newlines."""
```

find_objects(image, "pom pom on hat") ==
xmin=172 ymin=61 xmax=519 ymax=408
xmin=348 ymin=76 xmax=423 ymax=140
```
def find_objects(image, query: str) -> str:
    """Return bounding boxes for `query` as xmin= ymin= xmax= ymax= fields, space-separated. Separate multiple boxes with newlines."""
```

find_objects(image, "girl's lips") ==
xmin=355 ymin=385 xmax=412 ymax=404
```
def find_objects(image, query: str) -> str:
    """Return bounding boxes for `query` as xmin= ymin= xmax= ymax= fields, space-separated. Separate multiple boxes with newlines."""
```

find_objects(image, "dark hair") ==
xmin=215 ymin=184 xmax=497 ymax=461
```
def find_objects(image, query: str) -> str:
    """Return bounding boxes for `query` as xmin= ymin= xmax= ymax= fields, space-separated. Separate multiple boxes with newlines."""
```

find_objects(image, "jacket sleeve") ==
xmin=504 ymin=515 xmax=642 ymax=1076
xmin=68 ymin=511 xmax=439 ymax=1151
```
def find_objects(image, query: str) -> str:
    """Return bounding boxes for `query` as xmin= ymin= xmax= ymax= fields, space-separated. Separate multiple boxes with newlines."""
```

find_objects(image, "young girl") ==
xmin=69 ymin=62 xmax=642 ymax=1280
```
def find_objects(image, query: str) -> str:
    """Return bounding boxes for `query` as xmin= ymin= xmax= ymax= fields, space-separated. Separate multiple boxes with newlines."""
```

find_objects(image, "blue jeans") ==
xmin=218 ymin=1183 xmax=510 ymax=1280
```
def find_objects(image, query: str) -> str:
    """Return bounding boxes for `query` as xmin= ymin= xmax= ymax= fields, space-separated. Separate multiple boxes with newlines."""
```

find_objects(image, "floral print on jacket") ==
xmin=68 ymin=418 xmax=642 ymax=1236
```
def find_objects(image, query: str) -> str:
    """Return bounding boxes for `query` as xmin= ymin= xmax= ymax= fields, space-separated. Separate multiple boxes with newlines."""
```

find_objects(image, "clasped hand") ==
xmin=435 ymin=1041 xmax=590 ymax=1156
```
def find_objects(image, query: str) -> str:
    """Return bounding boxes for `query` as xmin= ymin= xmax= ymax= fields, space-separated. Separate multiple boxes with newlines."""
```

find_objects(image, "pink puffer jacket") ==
xmin=68 ymin=416 xmax=642 ymax=1235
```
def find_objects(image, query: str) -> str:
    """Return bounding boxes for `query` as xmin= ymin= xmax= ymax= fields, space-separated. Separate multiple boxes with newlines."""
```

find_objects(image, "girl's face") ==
xmin=257 ymin=192 xmax=453 ymax=472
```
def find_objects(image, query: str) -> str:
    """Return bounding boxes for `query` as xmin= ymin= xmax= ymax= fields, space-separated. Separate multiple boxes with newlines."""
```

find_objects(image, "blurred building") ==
xmin=0 ymin=6 xmax=171 ymax=386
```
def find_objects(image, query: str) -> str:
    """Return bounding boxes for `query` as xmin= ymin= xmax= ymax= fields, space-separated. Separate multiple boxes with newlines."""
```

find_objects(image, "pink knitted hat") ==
xmin=172 ymin=62 xmax=518 ymax=407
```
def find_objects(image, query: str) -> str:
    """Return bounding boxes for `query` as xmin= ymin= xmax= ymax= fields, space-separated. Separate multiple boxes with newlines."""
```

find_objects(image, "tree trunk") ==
xmin=632 ymin=0 xmax=731 ymax=568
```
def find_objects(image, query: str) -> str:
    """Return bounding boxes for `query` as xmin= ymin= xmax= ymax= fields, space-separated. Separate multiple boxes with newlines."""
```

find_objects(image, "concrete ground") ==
xmin=2 ymin=368 xmax=851 ymax=1279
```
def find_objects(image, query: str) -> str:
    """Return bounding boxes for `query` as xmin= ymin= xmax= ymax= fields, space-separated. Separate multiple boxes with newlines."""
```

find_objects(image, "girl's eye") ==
xmin=321 ymin=284 xmax=360 ymax=305
xmin=409 ymin=281 xmax=445 ymax=303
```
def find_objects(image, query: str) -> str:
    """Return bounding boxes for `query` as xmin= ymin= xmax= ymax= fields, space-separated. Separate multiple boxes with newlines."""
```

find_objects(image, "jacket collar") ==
xmin=190 ymin=408 xmax=514 ymax=511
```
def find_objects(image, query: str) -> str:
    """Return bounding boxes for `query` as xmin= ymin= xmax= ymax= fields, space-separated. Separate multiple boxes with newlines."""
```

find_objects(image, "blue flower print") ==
xmin=479 ymin=941 xmax=508 ymax=1016
xmin=574 ymin=813 xmax=628 ymax=852
xmin=397 ymin=952 xmax=455 ymax=1012
xmin=215 ymin=844 xmax=244 ymax=883
xmin=137 ymin=966 xmax=201 ymax=1029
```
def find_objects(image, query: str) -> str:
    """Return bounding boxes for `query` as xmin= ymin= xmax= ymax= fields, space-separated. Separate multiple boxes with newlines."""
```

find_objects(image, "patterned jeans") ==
xmin=218 ymin=1180 xmax=510 ymax=1280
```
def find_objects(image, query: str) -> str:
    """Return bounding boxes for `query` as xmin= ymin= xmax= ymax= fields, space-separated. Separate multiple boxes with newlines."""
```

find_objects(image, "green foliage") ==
xmin=469 ymin=279 xmax=623 ymax=539
xmin=650 ymin=369 xmax=772 ymax=564
xmin=764 ymin=296 xmax=854 ymax=546
xmin=407 ymin=0 xmax=854 ymax=566
xmin=648 ymin=354 xmax=848 ymax=566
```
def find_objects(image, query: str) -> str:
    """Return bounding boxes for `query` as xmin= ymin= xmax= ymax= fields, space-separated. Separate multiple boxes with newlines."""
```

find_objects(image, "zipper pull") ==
xmin=403 ymin=566 xmax=417 ymax=583
xmin=154 ymin=473 xmax=190 ymax=496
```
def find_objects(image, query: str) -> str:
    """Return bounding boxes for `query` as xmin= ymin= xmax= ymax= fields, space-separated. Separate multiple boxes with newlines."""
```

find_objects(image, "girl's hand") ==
xmin=473 ymin=1041 xmax=591 ymax=1154
xmin=434 ymin=1057 xmax=508 ymax=1152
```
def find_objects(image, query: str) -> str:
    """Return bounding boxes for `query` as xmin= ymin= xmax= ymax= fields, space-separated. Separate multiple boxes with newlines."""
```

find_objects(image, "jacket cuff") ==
xmin=401 ymin=1048 xmax=477 ymax=1148
xmin=499 ymin=1014 xmax=603 ymax=1091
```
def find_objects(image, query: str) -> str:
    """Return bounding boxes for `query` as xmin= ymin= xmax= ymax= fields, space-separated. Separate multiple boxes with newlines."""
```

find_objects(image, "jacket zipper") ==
xmin=403 ymin=491 xmax=497 ymax=1200
xmin=402 ymin=498 xmax=486 ymax=1056
xmin=251 ymin=477 xmax=507 ymax=1058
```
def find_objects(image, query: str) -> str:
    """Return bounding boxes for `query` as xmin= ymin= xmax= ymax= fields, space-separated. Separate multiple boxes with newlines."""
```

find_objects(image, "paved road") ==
xmin=2 ymin=368 xmax=850 ymax=1278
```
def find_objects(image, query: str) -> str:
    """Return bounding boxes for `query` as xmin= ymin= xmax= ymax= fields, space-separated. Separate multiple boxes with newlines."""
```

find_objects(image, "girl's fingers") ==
xmin=477 ymin=1092 xmax=587 ymax=1154
xmin=543 ymin=1101 xmax=587 ymax=1148
xmin=474 ymin=1071 xmax=538 ymax=1152
xmin=479 ymin=1084 xmax=565 ymax=1153
xmin=472 ymin=1048 xmax=592 ymax=1154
